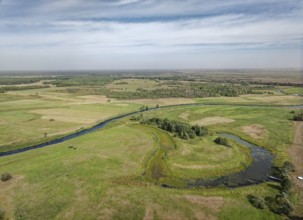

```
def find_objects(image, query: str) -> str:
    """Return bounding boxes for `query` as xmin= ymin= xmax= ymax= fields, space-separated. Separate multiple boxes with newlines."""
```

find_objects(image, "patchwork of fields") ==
xmin=0 ymin=76 xmax=302 ymax=220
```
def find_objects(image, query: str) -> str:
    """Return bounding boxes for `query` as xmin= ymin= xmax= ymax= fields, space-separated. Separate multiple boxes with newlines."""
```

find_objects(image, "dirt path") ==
xmin=289 ymin=122 xmax=303 ymax=216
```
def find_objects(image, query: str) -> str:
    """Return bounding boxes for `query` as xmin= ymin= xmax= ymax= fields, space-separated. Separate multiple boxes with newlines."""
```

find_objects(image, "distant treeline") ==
xmin=105 ymin=84 xmax=252 ymax=99
xmin=138 ymin=117 xmax=208 ymax=140
xmin=0 ymin=85 xmax=50 ymax=93
xmin=204 ymin=79 xmax=303 ymax=87
xmin=49 ymin=76 xmax=115 ymax=87
xmin=0 ymin=77 xmax=52 ymax=85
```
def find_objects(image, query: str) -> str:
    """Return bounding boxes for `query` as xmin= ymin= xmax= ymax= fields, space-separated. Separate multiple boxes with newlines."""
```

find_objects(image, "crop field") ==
xmin=0 ymin=73 xmax=302 ymax=220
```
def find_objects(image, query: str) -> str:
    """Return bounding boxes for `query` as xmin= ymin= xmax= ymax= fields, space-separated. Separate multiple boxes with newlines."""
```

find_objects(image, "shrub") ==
xmin=0 ymin=208 xmax=5 ymax=220
xmin=1 ymin=172 xmax=12 ymax=182
xmin=247 ymin=195 xmax=265 ymax=209
xmin=214 ymin=137 xmax=230 ymax=147
xmin=293 ymin=112 xmax=303 ymax=121
xmin=265 ymin=194 xmax=293 ymax=215
xmin=282 ymin=161 xmax=295 ymax=172
xmin=281 ymin=176 xmax=292 ymax=193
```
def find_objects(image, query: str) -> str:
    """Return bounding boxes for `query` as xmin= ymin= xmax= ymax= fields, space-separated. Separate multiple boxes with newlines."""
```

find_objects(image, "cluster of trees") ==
xmin=140 ymin=117 xmax=208 ymax=140
xmin=293 ymin=112 xmax=303 ymax=121
xmin=214 ymin=137 xmax=230 ymax=147
xmin=248 ymin=161 xmax=295 ymax=216
xmin=265 ymin=194 xmax=293 ymax=216
xmin=105 ymin=84 xmax=252 ymax=99
xmin=50 ymin=76 xmax=115 ymax=87
xmin=0 ymin=77 xmax=44 ymax=85
xmin=0 ymin=85 xmax=50 ymax=93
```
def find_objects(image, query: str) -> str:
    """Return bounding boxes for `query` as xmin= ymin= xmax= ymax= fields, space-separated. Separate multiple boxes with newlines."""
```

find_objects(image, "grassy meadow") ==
xmin=0 ymin=118 xmax=283 ymax=220
xmin=0 ymin=75 xmax=302 ymax=219
xmin=0 ymin=88 xmax=141 ymax=152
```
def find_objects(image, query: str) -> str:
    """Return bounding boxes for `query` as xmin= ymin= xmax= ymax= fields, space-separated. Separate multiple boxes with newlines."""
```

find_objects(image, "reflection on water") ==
xmin=186 ymin=133 xmax=274 ymax=188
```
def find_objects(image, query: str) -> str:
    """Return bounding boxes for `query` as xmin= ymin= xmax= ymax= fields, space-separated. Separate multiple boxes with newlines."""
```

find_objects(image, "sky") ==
xmin=0 ymin=0 xmax=302 ymax=71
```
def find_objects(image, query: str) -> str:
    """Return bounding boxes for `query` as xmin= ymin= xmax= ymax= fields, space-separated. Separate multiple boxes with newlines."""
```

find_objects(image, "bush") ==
xmin=281 ymin=176 xmax=292 ymax=193
xmin=282 ymin=161 xmax=295 ymax=172
xmin=214 ymin=137 xmax=230 ymax=147
xmin=293 ymin=112 xmax=303 ymax=121
xmin=265 ymin=194 xmax=293 ymax=215
xmin=247 ymin=195 xmax=265 ymax=209
xmin=0 ymin=209 xmax=4 ymax=220
xmin=1 ymin=172 xmax=12 ymax=182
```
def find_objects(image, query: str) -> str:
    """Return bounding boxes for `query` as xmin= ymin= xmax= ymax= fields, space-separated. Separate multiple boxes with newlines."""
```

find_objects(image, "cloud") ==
xmin=0 ymin=0 xmax=302 ymax=70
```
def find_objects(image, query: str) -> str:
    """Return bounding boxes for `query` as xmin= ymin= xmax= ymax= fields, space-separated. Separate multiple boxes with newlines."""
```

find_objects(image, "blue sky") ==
xmin=0 ymin=0 xmax=302 ymax=70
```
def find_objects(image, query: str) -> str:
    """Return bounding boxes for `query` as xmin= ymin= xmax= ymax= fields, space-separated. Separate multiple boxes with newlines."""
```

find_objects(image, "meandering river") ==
xmin=1 ymin=103 xmax=298 ymax=187
xmin=185 ymin=133 xmax=274 ymax=188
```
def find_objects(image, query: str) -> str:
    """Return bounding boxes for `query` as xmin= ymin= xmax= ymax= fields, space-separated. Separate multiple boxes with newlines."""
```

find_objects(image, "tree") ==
xmin=140 ymin=117 xmax=208 ymax=140
xmin=281 ymin=176 xmax=291 ymax=193
xmin=214 ymin=137 xmax=230 ymax=147
xmin=282 ymin=161 xmax=295 ymax=172
xmin=265 ymin=194 xmax=293 ymax=216
xmin=247 ymin=195 xmax=265 ymax=209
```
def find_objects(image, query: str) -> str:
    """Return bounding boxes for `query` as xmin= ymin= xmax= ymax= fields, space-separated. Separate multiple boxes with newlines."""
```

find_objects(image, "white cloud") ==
xmin=0 ymin=0 xmax=302 ymax=70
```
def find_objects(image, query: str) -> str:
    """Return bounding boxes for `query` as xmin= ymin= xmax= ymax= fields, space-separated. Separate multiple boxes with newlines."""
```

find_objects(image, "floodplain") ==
xmin=0 ymin=70 xmax=302 ymax=219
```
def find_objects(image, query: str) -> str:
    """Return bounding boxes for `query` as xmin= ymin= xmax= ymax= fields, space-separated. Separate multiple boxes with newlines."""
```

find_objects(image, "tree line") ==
xmin=49 ymin=76 xmax=115 ymax=87
xmin=0 ymin=85 xmax=50 ymax=93
xmin=0 ymin=77 xmax=46 ymax=85
xmin=137 ymin=117 xmax=208 ymax=140
xmin=104 ymin=84 xmax=252 ymax=99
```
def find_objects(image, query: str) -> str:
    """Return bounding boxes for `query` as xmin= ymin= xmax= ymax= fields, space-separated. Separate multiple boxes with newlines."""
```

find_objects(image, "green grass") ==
xmin=0 ymin=121 xmax=282 ymax=220
xmin=0 ymin=86 xmax=299 ymax=219
xmin=168 ymin=136 xmax=252 ymax=179
xmin=0 ymin=88 xmax=141 ymax=152
xmin=280 ymin=87 xmax=303 ymax=95
xmin=141 ymin=105 xmax=294 ymax=165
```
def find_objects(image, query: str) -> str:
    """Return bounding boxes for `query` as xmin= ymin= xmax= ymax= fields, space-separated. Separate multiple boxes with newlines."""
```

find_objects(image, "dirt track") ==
xmin=289 ymin=122 xmax=303 ymax=216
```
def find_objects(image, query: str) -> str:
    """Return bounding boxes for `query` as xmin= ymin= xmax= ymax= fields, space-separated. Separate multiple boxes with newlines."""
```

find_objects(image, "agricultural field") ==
xmin=0 ymin=72 xmax=302 ymax=220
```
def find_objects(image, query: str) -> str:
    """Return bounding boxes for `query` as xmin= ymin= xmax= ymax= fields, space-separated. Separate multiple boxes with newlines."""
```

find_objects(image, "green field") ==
xmin=0 ymin=88 xmax=141 ymax=152
xmin=140 ymin=105 xmax=295 ymax=165
xmin=0 ymin=75 xmax=302 ymax=219
xmin=0 ymin=118 xmax=282 ymax=220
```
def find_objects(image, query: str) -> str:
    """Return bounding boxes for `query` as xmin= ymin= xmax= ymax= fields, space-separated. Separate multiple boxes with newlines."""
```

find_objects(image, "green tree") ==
xmin=265 ymin=194 xmax=293 ymax=216
xmin=247 ymin=195 xmax=265 ymax=209
xmin=281 ymin=176 xmax=291 ymax=192
xmin=282 ymin=161 xmax=295 ymax=172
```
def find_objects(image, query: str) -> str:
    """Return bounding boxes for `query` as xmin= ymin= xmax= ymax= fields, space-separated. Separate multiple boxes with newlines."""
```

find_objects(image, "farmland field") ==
xmin=0 ymin=72 xmax=302 ymax=219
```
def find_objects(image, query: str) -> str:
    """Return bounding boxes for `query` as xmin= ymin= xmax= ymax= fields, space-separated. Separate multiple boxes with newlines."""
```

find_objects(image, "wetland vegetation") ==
xmin=0 ymin=70 xmax=302 ymax=219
